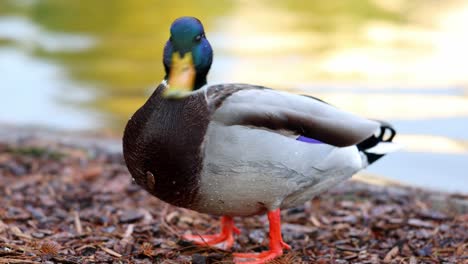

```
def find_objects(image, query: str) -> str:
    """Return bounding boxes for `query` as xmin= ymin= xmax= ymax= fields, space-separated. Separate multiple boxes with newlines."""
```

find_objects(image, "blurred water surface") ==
xmin=1 ymin=0 xmax=467 ymax=193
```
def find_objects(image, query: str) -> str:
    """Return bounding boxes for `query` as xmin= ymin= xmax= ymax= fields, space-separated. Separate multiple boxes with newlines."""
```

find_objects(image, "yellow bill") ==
xmin=163 ymin=52 xmax=196 ymax=99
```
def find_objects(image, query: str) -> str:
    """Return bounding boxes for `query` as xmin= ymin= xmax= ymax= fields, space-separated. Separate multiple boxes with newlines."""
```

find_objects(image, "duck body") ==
xmin=123 ymin=16 xmax=398 ymax=264
xmin=123 ymin=82 xmax=394 ymax=216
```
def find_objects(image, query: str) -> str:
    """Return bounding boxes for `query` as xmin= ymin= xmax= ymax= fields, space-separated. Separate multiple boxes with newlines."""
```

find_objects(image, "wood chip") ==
xmin=0 ymin=258 xmax=39 ymax=264
xmin=9 ymin=226 xmax=32 ymax=239
xmin=123 ymin=223 xmax=134 ymax=239
xmin=74 ymin=211 xmax=83 ymax=235
xmin=309 ymin=215 xmax=322 ymax=227
xmin=383 ymin=246 xmax=399 ymax=263
xmin=408 ymin=218 xmax=434 ymax=228
xmin=99 ymin=246 xmax=122 ymax=258
xmin=455 ymin=243 xmax=466 ymax=256
xmin=282 ymin=223 xmax=317 ymax=234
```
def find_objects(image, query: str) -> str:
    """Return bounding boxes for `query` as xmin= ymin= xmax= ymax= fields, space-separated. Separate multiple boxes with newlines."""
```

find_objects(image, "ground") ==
xmin=0 ymin=133 xmax=466 ymax=264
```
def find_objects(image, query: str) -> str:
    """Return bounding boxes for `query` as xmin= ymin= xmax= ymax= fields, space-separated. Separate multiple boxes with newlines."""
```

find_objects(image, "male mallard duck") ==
xmin=123 ymin=17 xmax=398 ymax=264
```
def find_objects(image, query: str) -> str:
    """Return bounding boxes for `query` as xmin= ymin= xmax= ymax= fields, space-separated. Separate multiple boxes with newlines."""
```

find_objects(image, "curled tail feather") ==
xmin=357 ymin=121 xmax=399 ymax=165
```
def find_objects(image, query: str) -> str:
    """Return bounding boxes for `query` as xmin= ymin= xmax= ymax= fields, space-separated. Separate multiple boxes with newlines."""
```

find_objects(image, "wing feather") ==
xmin=207 ymin=84 xmax=379 ymax=147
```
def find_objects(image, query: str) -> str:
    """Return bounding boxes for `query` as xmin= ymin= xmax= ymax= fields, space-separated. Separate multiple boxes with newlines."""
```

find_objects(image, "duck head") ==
xmin=163 ymin=17 xmax=213 ymax=98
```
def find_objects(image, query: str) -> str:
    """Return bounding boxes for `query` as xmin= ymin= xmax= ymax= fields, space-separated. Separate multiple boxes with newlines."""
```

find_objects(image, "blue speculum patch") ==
xmin=297 ymin=135 xmax=322 ymax=144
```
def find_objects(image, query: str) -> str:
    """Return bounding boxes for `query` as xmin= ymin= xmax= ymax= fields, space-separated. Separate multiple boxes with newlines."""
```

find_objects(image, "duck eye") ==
xmin=194 ymin=34 xmax=202 ymax=42
xmin=169 ymin=36 xmax=173 ymax=42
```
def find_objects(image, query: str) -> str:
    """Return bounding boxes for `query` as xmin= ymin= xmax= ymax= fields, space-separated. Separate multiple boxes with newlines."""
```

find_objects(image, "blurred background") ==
xmin=0 ymin=0 xmax=467 ymax=193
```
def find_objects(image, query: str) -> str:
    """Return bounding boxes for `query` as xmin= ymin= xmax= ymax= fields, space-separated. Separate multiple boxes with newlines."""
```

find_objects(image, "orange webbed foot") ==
xmin=183 ymin=216 xmax=239 ymax=250
xmin=232 ymin=209 xmax=290 ymax=264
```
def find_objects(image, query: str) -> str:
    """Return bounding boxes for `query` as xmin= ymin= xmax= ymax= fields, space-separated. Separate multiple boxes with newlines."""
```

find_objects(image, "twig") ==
xmin=0 ymin=259 xmax=39 ymax=264
xmin=9 ymin=225 xmax=32 ymax=240
xmin=99 ymin=246 xmax=122 ymax=258
xmin=159 ymin=204 xmax=179 ymax=236
xmin=121 ymin=223 xmax=134 ymax=245
xmin=122 ymin=224 xmax=134 ymax=239
xmin=73 ymin=211 xmax=83 ymax=235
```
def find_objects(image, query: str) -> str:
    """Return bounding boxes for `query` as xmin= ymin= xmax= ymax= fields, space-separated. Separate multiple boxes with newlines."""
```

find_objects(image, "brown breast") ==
xmin=122 ymin=84 xmax=210 ymax=208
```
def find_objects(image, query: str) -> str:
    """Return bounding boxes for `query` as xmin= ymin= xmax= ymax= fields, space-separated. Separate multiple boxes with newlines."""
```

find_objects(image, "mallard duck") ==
xmin=123 ymin=17 xmax=398 ymax=264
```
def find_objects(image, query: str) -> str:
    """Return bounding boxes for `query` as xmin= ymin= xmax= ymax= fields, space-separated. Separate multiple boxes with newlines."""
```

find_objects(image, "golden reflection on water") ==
xmin=303 ymin=93 xmax=468 ymax=120
xmin=213 ymin=0 xmax=468 ymax=87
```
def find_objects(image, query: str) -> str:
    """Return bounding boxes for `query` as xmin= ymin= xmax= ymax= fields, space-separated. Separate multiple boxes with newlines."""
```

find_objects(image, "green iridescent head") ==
xmin=163 ymin=17 xmax=213 ymax=91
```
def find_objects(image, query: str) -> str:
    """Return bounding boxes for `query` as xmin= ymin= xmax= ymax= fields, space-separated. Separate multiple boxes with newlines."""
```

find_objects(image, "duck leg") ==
xmin=233 ymin=209 xmax=290 ymax=264
xmin=183 ymin=216 xmax=240 ymax=250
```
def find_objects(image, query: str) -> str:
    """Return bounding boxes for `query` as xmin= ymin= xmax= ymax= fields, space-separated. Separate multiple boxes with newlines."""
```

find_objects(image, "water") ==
xmin=1 ymin=0 xmax=467 ymax=193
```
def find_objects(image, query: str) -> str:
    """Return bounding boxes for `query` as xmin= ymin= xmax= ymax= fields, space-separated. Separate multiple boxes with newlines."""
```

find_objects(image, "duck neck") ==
xmin=194 ymin=73 xmax=207 ymax=90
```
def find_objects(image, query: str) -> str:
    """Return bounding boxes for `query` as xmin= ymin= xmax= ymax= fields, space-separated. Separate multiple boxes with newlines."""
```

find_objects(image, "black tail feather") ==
xmin=357 ymin=121 xmax=397 ymax=165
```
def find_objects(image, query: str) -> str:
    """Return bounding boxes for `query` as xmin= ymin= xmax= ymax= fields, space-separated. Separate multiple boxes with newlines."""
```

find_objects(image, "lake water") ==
xmin=1 ymin=0 xmax=467 ymax=193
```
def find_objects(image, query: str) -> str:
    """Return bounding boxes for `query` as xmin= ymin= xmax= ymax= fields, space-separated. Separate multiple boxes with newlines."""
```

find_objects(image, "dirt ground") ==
xmin=0 ymin=135 xmax=467 ymax=264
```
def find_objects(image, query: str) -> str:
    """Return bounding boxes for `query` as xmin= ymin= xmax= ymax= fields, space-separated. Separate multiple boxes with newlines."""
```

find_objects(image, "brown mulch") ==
xmin=0 ymin=138 xmax=467 ymax=264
